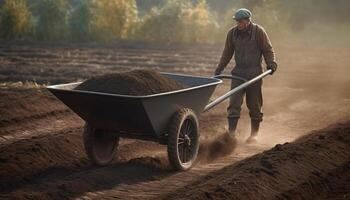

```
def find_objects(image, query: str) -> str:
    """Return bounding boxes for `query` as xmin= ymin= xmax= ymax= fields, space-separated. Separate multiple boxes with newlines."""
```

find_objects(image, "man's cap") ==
xmin=233 ymin=8 xmax=252 ymax=20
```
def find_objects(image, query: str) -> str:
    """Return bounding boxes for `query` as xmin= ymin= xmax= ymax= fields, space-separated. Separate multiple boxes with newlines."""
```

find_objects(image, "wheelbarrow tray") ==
xmin=47 ymin=72 xmax=222 ymax=141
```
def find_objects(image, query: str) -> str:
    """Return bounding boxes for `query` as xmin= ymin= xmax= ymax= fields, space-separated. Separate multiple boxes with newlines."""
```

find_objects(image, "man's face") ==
xmin=236 ymin=19 xmax=250 ymax=31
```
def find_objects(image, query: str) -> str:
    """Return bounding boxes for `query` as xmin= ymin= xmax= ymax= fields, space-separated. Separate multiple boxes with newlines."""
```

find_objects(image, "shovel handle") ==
xmin=204 ymin=69 xmax=272 ymax=112
xmin=213 ymin=74 xmax=248 ymax=82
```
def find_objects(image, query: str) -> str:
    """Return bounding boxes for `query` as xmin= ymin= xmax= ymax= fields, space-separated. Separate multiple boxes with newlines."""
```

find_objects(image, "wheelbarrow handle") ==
xmin=203 ymin=69 xmax=272 ymax=112
xmin=213 ymin=74 xmax=248 ymax=82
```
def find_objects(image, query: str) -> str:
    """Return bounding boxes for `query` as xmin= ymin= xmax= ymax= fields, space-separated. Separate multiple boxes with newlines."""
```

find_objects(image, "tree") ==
xmin=0 ymin=0 xmax=33 ymax=39
xmin=69 ymin=0 xmax=138 ymax=42
xmin=69 ymin=0 xmax=92 ymax=41
xmin=135 ymin=0 xmax=218 ymax=44
xmin=35 ymin=0 xmax=70 ymax=41
xmin=181 ymin=0 xmax=218 ymax=43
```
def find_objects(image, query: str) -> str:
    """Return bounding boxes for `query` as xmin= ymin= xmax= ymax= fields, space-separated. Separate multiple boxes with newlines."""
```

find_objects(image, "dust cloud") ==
xmin=198 ymin=132 xmax=237 ymax=163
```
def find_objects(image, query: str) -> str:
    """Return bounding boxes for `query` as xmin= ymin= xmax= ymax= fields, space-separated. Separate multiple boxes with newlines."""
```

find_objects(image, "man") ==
xmin=214 ymin=8 xmax=277 ymax=143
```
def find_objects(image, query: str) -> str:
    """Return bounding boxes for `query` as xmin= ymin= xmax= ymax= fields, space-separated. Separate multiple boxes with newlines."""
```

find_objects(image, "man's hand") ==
xmin=267 ymin=63 xmax=277 ymax=75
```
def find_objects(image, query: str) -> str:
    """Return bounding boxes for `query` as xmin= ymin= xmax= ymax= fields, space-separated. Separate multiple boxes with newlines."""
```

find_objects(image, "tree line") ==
xmin=0 ymin=0 xmax=348 ymax=44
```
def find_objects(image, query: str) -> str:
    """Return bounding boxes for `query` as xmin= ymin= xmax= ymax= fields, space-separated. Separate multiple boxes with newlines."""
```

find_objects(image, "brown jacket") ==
xmin=215 ymin=23 xmax=277 ymax=76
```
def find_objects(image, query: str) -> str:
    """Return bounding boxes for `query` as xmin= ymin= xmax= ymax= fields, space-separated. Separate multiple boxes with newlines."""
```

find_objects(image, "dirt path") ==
xmin=1 ymin=86 xmax=348 ymax=199
xmin=77 ymin=144 xmax=268 ymax=200
xmin=0 ymin=44 xmax=349 ymax=199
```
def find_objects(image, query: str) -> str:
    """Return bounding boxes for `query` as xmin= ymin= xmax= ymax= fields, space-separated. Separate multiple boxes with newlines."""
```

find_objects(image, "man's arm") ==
xmin=215 ymin=29 xmax=235 ymax=75
xmin=257 ymin=26 xmax=277 ymax=74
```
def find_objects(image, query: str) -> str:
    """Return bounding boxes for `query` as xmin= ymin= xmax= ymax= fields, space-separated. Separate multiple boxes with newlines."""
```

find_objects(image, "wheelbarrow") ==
xmin=47 ymin=70 xmax=272 ymax=170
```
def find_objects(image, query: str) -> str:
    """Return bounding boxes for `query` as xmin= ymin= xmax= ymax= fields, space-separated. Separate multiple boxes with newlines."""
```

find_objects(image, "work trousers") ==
xmin=227 ymin=79 xmax=263 ymax=122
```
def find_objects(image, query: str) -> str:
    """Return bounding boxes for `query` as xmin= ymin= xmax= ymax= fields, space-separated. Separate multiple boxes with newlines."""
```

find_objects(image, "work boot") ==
xmin=227 ymin=118 xmax=239 ymax=139
xmin=246 ymin=119 xmax=260 ymax=144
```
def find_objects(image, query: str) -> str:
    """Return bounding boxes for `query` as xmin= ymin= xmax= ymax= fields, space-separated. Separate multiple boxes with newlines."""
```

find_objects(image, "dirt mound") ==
xmin=0 ymin=85 xmax=69 ymax=129
xmin=75 ymin=69 xmax=186 ymax=95
xmin=0 ymin=129 xmax=166 ymax=194
xmin=1 ymin=155 xmax=171 ymax=200
xmin=162 ymin=120 xmax=350 ymax=200
xmin=0 ymin=129 xmax=86 ymax=192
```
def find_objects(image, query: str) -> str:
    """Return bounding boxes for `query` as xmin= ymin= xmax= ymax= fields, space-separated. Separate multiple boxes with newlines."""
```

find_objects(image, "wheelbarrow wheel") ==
xmin=83 ymin=123 xmax=119 ymax=166
xmin=167 ymin=108 xmax=199 ymax=171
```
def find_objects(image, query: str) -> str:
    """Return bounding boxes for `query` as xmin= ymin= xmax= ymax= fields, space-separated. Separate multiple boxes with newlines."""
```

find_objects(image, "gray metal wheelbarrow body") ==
xmin=47 ymin=70 xmax=272 ymax=170
xmin=47 ymin=73 xmax=221 ymax=142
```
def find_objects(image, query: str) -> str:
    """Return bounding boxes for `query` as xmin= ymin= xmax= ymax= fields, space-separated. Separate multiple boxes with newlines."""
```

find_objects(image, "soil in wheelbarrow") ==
xmin=75 ymin=69 xmax=187 ymax=95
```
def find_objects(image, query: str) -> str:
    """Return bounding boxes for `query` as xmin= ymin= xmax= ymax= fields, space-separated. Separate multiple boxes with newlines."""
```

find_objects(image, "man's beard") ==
xmin=238 ymin=22 xmax=251 ymax=31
